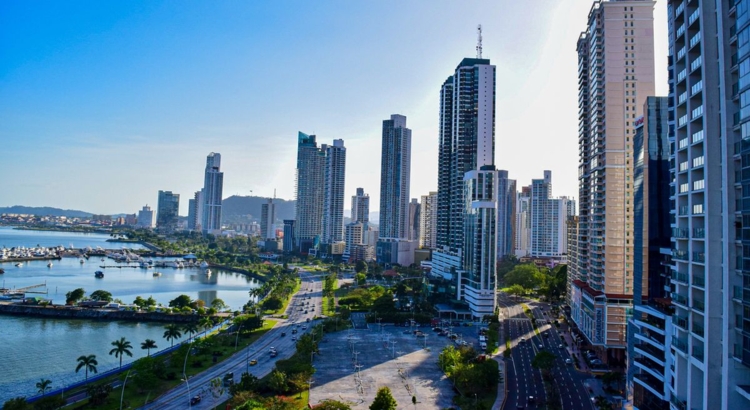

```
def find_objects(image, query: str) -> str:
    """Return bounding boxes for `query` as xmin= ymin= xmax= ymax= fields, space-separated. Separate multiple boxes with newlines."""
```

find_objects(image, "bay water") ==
xmin=0 ymin=227 xmax=261 ymax=403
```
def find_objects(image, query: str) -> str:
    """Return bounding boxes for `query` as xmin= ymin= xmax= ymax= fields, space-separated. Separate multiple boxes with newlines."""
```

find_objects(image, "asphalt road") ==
xmin=499 ymin=294 xmax=594 ymax=410
xmin=138 ymin=270 xmax=324 ymax=410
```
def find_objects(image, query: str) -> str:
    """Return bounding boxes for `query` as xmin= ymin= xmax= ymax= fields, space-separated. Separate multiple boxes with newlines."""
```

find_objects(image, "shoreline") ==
xmin=0 ymin=302 xmax=230 ymax=323
xmin=8 ymin=225 xmax=111 ymax=234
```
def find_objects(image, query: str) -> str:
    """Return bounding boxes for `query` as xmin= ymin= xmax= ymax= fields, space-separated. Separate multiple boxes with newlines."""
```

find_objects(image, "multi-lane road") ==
xmin=498 ymin=293 xmax=593 ymax=410
xmin=139 ymin=269 xmax=324 ymax=410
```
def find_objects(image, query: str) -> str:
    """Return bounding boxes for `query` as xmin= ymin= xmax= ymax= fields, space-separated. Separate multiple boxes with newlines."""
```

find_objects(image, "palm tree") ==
xmin=35 ymin=378 xmax=51 ymax=395
xmin=163 ymin=323 xmax=182 ymax=347
xmin=183 ymin=322 xmax=199 ymax=340
xmin=199 ymin=316 xmax=214 ymax=337
xmin=75 ymin=355 xmax=98 ymax=381
xmin=141 ymin=339 xmax=158 ymax=356
xmin=109 ymin=337 xmax=134 ymax=369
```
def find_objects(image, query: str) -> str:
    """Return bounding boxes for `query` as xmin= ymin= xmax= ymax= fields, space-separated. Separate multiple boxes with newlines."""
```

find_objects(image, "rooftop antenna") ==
xmin=273 ymin=189 xmax=276 ymax=200
xmin=476 ymin=24 xmax=483 ymax=59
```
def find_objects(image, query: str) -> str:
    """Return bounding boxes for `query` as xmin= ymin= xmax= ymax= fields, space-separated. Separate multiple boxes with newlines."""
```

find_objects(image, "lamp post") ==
xmin=119 ymin=370 xmax=131 ymax=410
xmin=307 ymin=378 xmax=314 ymax=406
xmin=234 ymin=321 xmax=243 ymax=351
xmin=183 ymin=339 xmax=194 ymax=408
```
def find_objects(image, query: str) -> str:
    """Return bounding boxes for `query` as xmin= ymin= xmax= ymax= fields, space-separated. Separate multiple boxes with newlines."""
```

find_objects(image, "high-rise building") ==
xmin=419 ymin=191 xmax=438 ymax=249
xmin=408 ymin=198 xmax=420 ymax=243
xmin=569 ymin=0 xmax=656 ymax=361
xmin=496 ymin=170 xmax=517 ymax=260
xmin=626 ymin=96 xmax=672 ymax=409
xmin=260 ymin=198 xmax=276 ymax=240
xmin=193 ymin=190 xmax=204 ymax=232
xmin=282 ymin=220 xmax=295 ymax=253
xmin=137 ymin=205 xmax=154 ymax=228
xmin=378 ymin=114 xmax=412 ymax=240
xmin=344 ymin=222 xmax=365 ymax=261
xmin=201 ymin=152 xmax=223 ymax=234
xmin=156 ymin=191 xmax=180 ymax=233
xmin=566 ymin=216 xmax=579 ymax=304
xmin=432 ymin=54 xmax=497 ymax=320
xmin=530 ymin=171 xmax=574 ymax=258
xmin=662 ymin=1 xmax=750 ymax=408
xmin=515 ymin=188 xmax=531 ymax=257
xmin=294 ymin=132 xmax=346 ymax=252
xmin=295 ymin=132 xmax=326 ymax=253
xmin=377 ymin=114 xmax=414 ymax=266
xmin=351 ymin=188 xmax=370 ymax=224
xmin=322 ymin=140 xmax=346 ymax=244
xmin=187 ymin=199 xmax=197 ymax=231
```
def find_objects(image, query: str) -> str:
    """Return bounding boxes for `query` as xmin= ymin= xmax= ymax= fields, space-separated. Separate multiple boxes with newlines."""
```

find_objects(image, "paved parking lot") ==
xmin=309 ymin=323 xmax=485 ymax=408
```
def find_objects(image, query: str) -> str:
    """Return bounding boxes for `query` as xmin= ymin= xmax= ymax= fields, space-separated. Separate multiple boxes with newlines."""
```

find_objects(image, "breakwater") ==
xmin=0 ymin=302 xmax=201 ymax=323
xmin=208 ymin=262 xmax=268 ymax=282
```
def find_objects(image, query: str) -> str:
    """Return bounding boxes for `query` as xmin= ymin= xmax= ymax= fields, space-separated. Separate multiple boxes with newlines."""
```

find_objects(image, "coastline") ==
xmin=0 ymin=302 xmax=228 ymax=323
xmin=9 ymin=225 xmax=111 ymax=234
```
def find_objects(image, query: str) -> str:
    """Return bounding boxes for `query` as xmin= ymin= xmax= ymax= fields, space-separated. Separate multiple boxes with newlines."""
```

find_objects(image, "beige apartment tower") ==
xmin=569 ymin=0 xmax=655 ymax=362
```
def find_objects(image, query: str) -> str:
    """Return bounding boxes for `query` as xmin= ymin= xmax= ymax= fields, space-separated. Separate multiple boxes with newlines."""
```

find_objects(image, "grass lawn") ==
xmin=68 ymin=320 xmax=277 ymax=409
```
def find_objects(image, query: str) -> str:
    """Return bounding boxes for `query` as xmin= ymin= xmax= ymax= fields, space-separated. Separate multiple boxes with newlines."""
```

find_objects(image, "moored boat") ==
xmin=153 ymin=272 xmax=162 ymax=277
xmin=94 ymin=271 xmax=104 ymax=278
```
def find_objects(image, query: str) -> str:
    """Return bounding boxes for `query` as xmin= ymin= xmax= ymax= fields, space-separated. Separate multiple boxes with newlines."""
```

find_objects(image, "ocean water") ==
xmin=0 ymin=228 xmax=261 ymax=403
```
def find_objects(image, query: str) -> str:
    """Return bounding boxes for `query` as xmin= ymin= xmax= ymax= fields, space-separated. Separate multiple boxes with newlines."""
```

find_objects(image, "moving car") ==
xmin=281 ymin=332 xmax=286 ymax=337
xmin=565 ymin=358 xmax=573 ymax=365
xmin=190 ymin=395 xmax=201 ymax=405
xmin=222 ymin=372 xmax=234 ymax=387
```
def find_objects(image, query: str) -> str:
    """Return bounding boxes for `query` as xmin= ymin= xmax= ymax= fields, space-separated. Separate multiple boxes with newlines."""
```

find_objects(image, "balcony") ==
xmin=693 ymin=252 xmax=705 ymax=263
xmin=634 ymin=343 xmax=666 ymax=364
xmin=693 ymin=299 xmax=705 ymax=312
xmin=671 ymin=270 xmax=688 ymax=283
xmin=693 ymin=275 xmax=705 ymax=288
xmin=692 ymin=345 xmax=704 ymax=360
xmin=673 ymin=315 xmax=688 ymax=330
xmin=672 ymin=249 xmax=688 ymax=261
xmin=672 ymin=337 xmax=688 ymax=354
xmin=671 ymin=395 xmax=687 ymax=410
xmin=688 ymin=9 xmax=700 ymax=26
xmin=672 ymin=292 xmax=688 ymax=306
xmin=693 ymin=323 xmax=704 ymax=337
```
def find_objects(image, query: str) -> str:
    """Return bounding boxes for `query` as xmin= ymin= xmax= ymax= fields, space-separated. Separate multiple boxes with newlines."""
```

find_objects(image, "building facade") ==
xmin=322 ymin=140 xmax=346 ymax=244
xmin=201 ymin=152 xmax=223 ymax=234
xmin=570 ymin=0 xmax=656 ymax=360
xmin=496 ymin=170 xmax=517 ymax=260
xmin=156 ymin=191 xmax=180 ymax=233
xmin=187 ymin=199 xmax=197 ymax=231
xmin=530 ymin=171 xmax=574 ymax=258
xmin=351 ymin=188 xmax=370 ymax=224
xmin=282 ymin=219 xmax=295 ymax=253
xmin=664 ymin=1 xmax=750 ymax=408
xmin=137 ymin=205 xmax=154 ymax=228
xmin=260 ymin=198 xmax=276 ymax=240
xmin=419 ymin=191 xmax=438 ymax=249
xmin=294 ymin=132 xmax=326 ymax=253
xmin=515 ymin=188 xmax=531 ymax=257
xmin=408 ymin=198 xmax=420 ymax=243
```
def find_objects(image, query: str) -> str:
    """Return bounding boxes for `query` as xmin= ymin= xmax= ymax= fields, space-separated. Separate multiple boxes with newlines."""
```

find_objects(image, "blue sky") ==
xmin=0 ymin=0 xmax=667 ymax=215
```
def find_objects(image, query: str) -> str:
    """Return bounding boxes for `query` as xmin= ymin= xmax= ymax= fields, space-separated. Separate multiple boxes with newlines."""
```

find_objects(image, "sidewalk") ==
xmin=559 ymin=328 xmax=590 ymax=373
xmin=491 ymin=315 xmax=507 ymax=410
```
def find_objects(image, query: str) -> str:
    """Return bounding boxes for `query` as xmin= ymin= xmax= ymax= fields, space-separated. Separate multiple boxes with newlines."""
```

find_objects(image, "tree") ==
xmin=163 ymin=324 xmax=183 ymax=347
xmin=506 ymin=284 xmax=526 ymax=299
xmin=89 ymin=290 xmax=113 ymax=302
xmin=288 ymin=372 xmax=310 ymax=398
xmin=145 ymin=296 xmax=157 ymax=306
xmin=531 ymin=350 xmax=556 ymax=379
xmin=269 ymin=370 xmax=288 ymax=394
xmin=130 ymin=356 xmax=164 ymax=393
xmin=504 ymin=264 xmax=544 ymax=290
xmin=168 ymin=294 xmax=193 ymax=309
xmin=85 ymin=383 xmax=112 ymax=406
xmin=355 ymin=260 xmax=368 ymax=274
xmin=35 ymin=378 xmax=51 ymax=395
xmin=141 ymin=339 xmax=158 ymax=356
xmin=211 ymin=298 xmax=227 ymax=310
xmin=109 ymin=337 xmax=133 ymax=368
xmin=183 ymin=322 xmax=199 ymax=340
xmin=369 ymin=386 xmax=397 ymax=410
xmin=65 ymin=288 xmax=86 ymax=305
xmin=262 ymin=296 xmax=283 ymax=311
xmin=355 ymin=272 xmax=367 ymax=286
xmin=2 ymin=397 xmax=29 ymax=410
xmin=317 ymin=399 xmax=353 ymax=410
xmin=438 ymin=345 xmax=462 ymax=375
xmin=75 ymin=354 xmax=98 ymax=380
xmin=199 ymin=316 xmax=214 ymax=336
xmin=209 ymin=377 xmax=226 ymax=407
xmin=229 ymin=372 xmax=259 ymax=396
xmin=601 ymin=371 xmax=625 ymax=393
xmin=31 ymin=396 xmax=66 ymax=410
xmin=133 ymin=296 xmax=147 ymax=307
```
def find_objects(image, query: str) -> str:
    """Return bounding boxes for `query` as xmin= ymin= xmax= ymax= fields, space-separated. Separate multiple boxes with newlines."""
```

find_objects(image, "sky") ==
xmin=0 ymin=0 xmax=667 ymax=216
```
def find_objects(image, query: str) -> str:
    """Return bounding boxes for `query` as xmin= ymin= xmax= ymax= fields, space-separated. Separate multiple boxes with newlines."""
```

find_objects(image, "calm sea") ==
xmin=0 ymin=227 xmax=261 ymax=403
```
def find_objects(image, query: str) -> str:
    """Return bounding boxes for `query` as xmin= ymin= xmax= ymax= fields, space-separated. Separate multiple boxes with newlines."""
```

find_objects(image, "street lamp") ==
xmin=182 ymin=339 xmax=194 ymax=408
xmin=234 ymin=321 xmax=243 ymax=351
xmin=119 ymin=370 xmax=131 ymax=410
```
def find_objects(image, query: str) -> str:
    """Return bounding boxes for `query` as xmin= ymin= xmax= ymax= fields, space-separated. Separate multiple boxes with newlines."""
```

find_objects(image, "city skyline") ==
xmin=0 ymin=1 xmax=668 ymax=215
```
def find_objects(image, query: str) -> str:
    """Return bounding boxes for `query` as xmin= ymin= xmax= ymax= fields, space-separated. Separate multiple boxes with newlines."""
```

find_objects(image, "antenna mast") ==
xmin=476 ymin=24 xmax=483 ymax=59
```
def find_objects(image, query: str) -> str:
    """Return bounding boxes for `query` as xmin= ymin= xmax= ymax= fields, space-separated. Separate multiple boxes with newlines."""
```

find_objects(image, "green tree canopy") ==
xmin=317 ymin=399 xmax=353 ymax=410
xmin=369 ymin=386 xmax=397 ymax=410
xmin=355 ymin=272 xmax=367 ymax=286
xmin=531 ymin=350 xmax=556 ymax=372
xmin=89 ymin=290 xmax=113 ymax=302
xmin=75 ymin=354 xmax=98 ymax=380
xmin=109 ymin=337 xmax=133 ymax=368
xmin=65 ymin=288 xmax=86 ymax=305
xmin=355 ymin=260 xmax=368 ymax=273
xmin=504 ymin=264 xmax=545 ymax=290
xmin=211 ymin=298 xmax=228 ymax=310
xmin=269 ymin=370 xmax=288 ymax=394
xmin=262 ymin=296 xmax=283 ymax=311
xmin=168 ymin=294 xmax=193 ymax=309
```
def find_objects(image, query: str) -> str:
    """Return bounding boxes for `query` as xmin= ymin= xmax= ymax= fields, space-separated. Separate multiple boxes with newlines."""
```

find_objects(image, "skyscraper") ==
xmin=351 ymin=188 xmax=370 ymax=224
xmin=514 ymin=188 xmax=531 ymax=257
xmin=260 ymin=198 xmax=276 ymax=240
xmin=294 ymin=132 xmax=326 ymax=253
xmin=193 ymin=190 xmax=204 ymax=232
xmin=496 ymin=170 xmax=516 ymax=260
xmin=662 ymin=1 xmax=750 ymax=408
xmin=408 ymin=198 xmax=420 ymax=243
xmin=627 ymin=96 xmax=672 ymax=409
xmin=378 ymin=114 xmax=412 ymax=240
xmin=201 ymin=153 xmax=223 ymax=234
xmin=294 ymin=132 xmax=346 ymax=253
xmin=156 ymin=191 xmax=180 ymax=233
xmin=187 ymin=198 xmax=197 ymax=231
xmin=419 ymin=191 xmax=438 ymax=249
xmin=322 ymin=140 xmax=346 ymax=244
xmin=530 ymin=171 xmax=574 ymax=258
xmin=432 ymin=54 xmax=497 ymax=320
xmin=137 ymin=205 xmax=154 ymax=228
xmin=377 ymin=115 xmax=414 ymax=266
xmin=569 ymin=0 xmax=656 ymax=361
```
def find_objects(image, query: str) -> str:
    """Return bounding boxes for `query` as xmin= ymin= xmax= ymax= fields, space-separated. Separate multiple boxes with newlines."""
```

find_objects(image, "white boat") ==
xmin=204 ymin=269 xmax=212 ymax=277
xmin=47 ymin=262 xmax=53 ymax=268
xmin=153 ymin=272 xmax=162 ymax=277
xmin=79 ymin=259 xmax=85 ymax=264
xmin=200 ymin=261 xmax=210 ymax=269
xmin=15 ymin=263 xmax=23 ymax=267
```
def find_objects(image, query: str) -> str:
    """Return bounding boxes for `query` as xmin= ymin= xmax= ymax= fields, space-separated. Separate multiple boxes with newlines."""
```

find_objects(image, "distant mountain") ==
xmin=221 ymin=195 xmax=295 ymax=222
xmin=0 ymin=206 xmax=93 ymax=218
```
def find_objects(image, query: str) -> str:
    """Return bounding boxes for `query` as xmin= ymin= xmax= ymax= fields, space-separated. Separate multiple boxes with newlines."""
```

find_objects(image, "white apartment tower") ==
xmin=201 ymin=152 xmax=223 ymax=235
xmin=570 ymin=0 xmax=656 ymax=361
xmin=419 ymin=191 xmax=438 ymax=249
xmin=260 ymin=198 xmax=276 ymax=240
xmin=665 ymin=1 xmax=750 ymax=409
xmin=351 ymin=188 xmax=370 ymax=224
xmin=378 ymin=114 xmax=412 ymax=240
xmin=515 ymin=188 xmax=531 ymax=257
xmin=322 ymin=139 xmax=346 ymax=244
